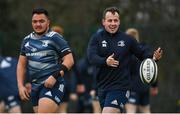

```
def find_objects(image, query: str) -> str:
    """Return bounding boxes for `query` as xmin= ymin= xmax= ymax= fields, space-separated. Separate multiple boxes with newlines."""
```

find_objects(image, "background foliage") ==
xmin=0 ymin=0 xmax=180 ymax=112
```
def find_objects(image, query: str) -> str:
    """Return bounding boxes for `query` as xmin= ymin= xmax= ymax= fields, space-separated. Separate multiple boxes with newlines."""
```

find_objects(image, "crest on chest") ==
xmin=117 ymin=40 xmax=125 ymax=47
xmin=101 ymin=40 xmax=107 ymax=47
xmin=101 ymin=40 xmax=125 ymax=48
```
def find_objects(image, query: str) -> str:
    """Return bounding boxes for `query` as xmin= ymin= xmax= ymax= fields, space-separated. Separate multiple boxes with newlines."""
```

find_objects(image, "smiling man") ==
xmin=17 ymin=8 xmax=74 ymax=113
xmin=87 ymin=6 xmax=162 ymax=113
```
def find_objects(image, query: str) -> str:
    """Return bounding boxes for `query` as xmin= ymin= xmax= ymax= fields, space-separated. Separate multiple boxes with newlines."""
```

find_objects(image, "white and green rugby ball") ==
xmin=139 ymin=58 xmax=158 ymax=84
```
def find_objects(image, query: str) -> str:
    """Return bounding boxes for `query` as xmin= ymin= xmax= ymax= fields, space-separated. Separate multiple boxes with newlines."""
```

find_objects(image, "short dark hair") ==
xmin=32 ymin=7 xmax=49 ymax=17
xmin=102 ymin=6 xmax=120 ymax=19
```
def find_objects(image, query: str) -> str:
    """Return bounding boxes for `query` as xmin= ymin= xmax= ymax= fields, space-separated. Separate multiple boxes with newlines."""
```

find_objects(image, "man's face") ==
xmin=32 ymin=14 xmax=49 ymax=35
xmin=102 ymin=11 xmax=120 ymax=34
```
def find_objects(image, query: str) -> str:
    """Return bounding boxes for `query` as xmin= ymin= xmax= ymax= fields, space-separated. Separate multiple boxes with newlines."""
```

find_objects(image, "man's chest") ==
xmin=98 ymin=38 xmax=130 ymax=57
xmin=24 ymin=39 xmax=54 ymax=53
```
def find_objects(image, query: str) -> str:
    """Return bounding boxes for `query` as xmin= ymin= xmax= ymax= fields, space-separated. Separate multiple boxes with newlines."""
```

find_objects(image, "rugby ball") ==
xmin=139 ymin=58 xmax=158 ymax=84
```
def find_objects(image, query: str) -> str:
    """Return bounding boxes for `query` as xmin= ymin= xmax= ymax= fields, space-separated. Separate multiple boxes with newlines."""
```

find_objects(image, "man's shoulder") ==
xmin=46 ymin=31 xmax=65 ymax=41
xmin=23 ymin=33 xmax=33 ymax=40
xmin=46 ymin=31 xmax=60 ymax=37
xmin=23 ymin=31 xmax=63 ymax=40
xmin=140 ymin=42 xmax=151 ymax=47
xmin=93 ymin=30 xmax=103 ymax=37
xmin=91 ymin=29 xmax=105 ymax=40
xmin=120 ymin=31 xmax=132 ymax=39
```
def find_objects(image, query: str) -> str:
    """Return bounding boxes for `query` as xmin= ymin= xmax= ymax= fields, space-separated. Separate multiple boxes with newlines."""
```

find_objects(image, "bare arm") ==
xmin=17 ymin=55 xmax=27 ymax=87
xmin=60 ymin=53 xmax=74 ymax=76
xmin=44 ymin=53 xmax=74 ymax=88
xmin=17 ymin=55 xmax=30 ymax=100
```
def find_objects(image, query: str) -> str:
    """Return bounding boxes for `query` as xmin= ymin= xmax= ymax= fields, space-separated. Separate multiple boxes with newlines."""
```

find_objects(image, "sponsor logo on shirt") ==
xmin=117 ymin=40 xmax=125 ymax=47
xmin=26 ymin=52 xmax=48 ymax=57
xmin=25 ymin=42 xmax=37 ymax=52
xmin=42 ymin=41 xmax=49 ymax=47
xmin=101 ymin=40 xmax=107 ymax=47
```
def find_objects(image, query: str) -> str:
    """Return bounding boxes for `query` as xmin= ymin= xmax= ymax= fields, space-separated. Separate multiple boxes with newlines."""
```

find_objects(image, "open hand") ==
xmin=153 ymin=47 xmax=163 ymax=61
xmin=106 ymin=53 xmax=119 ymax=67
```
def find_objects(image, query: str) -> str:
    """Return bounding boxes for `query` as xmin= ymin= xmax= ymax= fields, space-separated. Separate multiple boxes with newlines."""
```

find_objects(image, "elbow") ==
xmin=87 ymin=52 xmax=93 ymax=64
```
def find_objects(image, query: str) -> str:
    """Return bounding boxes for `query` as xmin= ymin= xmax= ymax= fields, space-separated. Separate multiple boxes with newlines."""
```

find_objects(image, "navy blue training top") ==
xmin=87 ymin=28 xmax=152 ymax=91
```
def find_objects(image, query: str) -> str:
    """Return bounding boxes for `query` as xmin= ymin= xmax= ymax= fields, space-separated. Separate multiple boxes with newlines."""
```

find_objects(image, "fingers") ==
xmin=19 ymin=87 xmax=30 ymax=101
xmin=25 ymin=83 xmax=32 ymax=93
xmin=44 ymin=81 xmax=54 ymax=88
xmin=44 ymin=82 xmax=53 ymax=88
xmin=24 ymin=90 xmax=30 ymax=99
xmin=106 ymin=53 xmax=119 ymax=67
xmin=108 ymin=58 xmax=119 ymax=67
xmin=20 ymin=93 xmax=29 ymax=101
xmin=110 ymin=53 xmax=114 ymax=57
xmin=110 ymin=60 xmax=119 ymax=67
xmin=153 ymin=47 xmax=163 ymax=60
xmin=156 ymin=47 xmax=163 ymax=54
xmin=157 ymin=47 xmax=163 ymax=53
xmin=44 ymin=76 xmax=56 ymax=88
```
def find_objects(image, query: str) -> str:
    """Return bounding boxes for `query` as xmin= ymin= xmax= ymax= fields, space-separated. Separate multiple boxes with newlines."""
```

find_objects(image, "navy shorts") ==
xmin=98 ymin=90 xmax=129 ymax=111
xmin=2 ymin=95 xmax=21 ymax=110
xmin=31 ymin=80 xmax=65 ymax=106
xmin=127 ymin=90 xmax=150 ymax=106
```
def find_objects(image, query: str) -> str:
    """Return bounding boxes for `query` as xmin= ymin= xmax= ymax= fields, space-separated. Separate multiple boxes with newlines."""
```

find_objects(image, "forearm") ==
xmin=61 ymin=53 xmax=74 ymax=70
xmin=17 ymin=65 xmax=26 ymax=87
xmin=88 ymin=55 xmax=106 ymax=66
xmin=56 ymin=53 xmax=74 ymax=77
xmin=87 ymin=36 xmax=106 ymax=66
xmin=87 ymin=48 xmax=106 ymax=66
xmin=17 ymin=56 xmax=27 ymax=88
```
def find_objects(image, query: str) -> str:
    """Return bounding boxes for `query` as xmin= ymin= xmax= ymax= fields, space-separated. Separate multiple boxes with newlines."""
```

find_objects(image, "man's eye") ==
xmin=32 ymin=20 xmax=37 ymax=23
xmin=40 ymin=20 xmax=45 ymax=23
xmin=114 ymin=19 xmax=118 ymax=22
xmin=107 ymin=20 xmax=112 ymax=22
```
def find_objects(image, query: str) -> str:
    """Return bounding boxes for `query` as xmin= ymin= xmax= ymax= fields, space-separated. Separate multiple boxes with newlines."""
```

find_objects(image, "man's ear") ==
xmin=102 ymin=19 xmax=105 ymax=26
xmin=48 ymin=20 xmax=50 ymax=26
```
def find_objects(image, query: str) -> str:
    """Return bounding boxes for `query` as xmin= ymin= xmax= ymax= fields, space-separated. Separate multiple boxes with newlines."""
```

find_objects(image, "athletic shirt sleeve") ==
xmin=87 ymin=33 xmax=106 ymax=66
xmin=52 ymin=34 xmax=72 ymax=58
xmin=129 ymin=37 xmax=153 ymax=61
